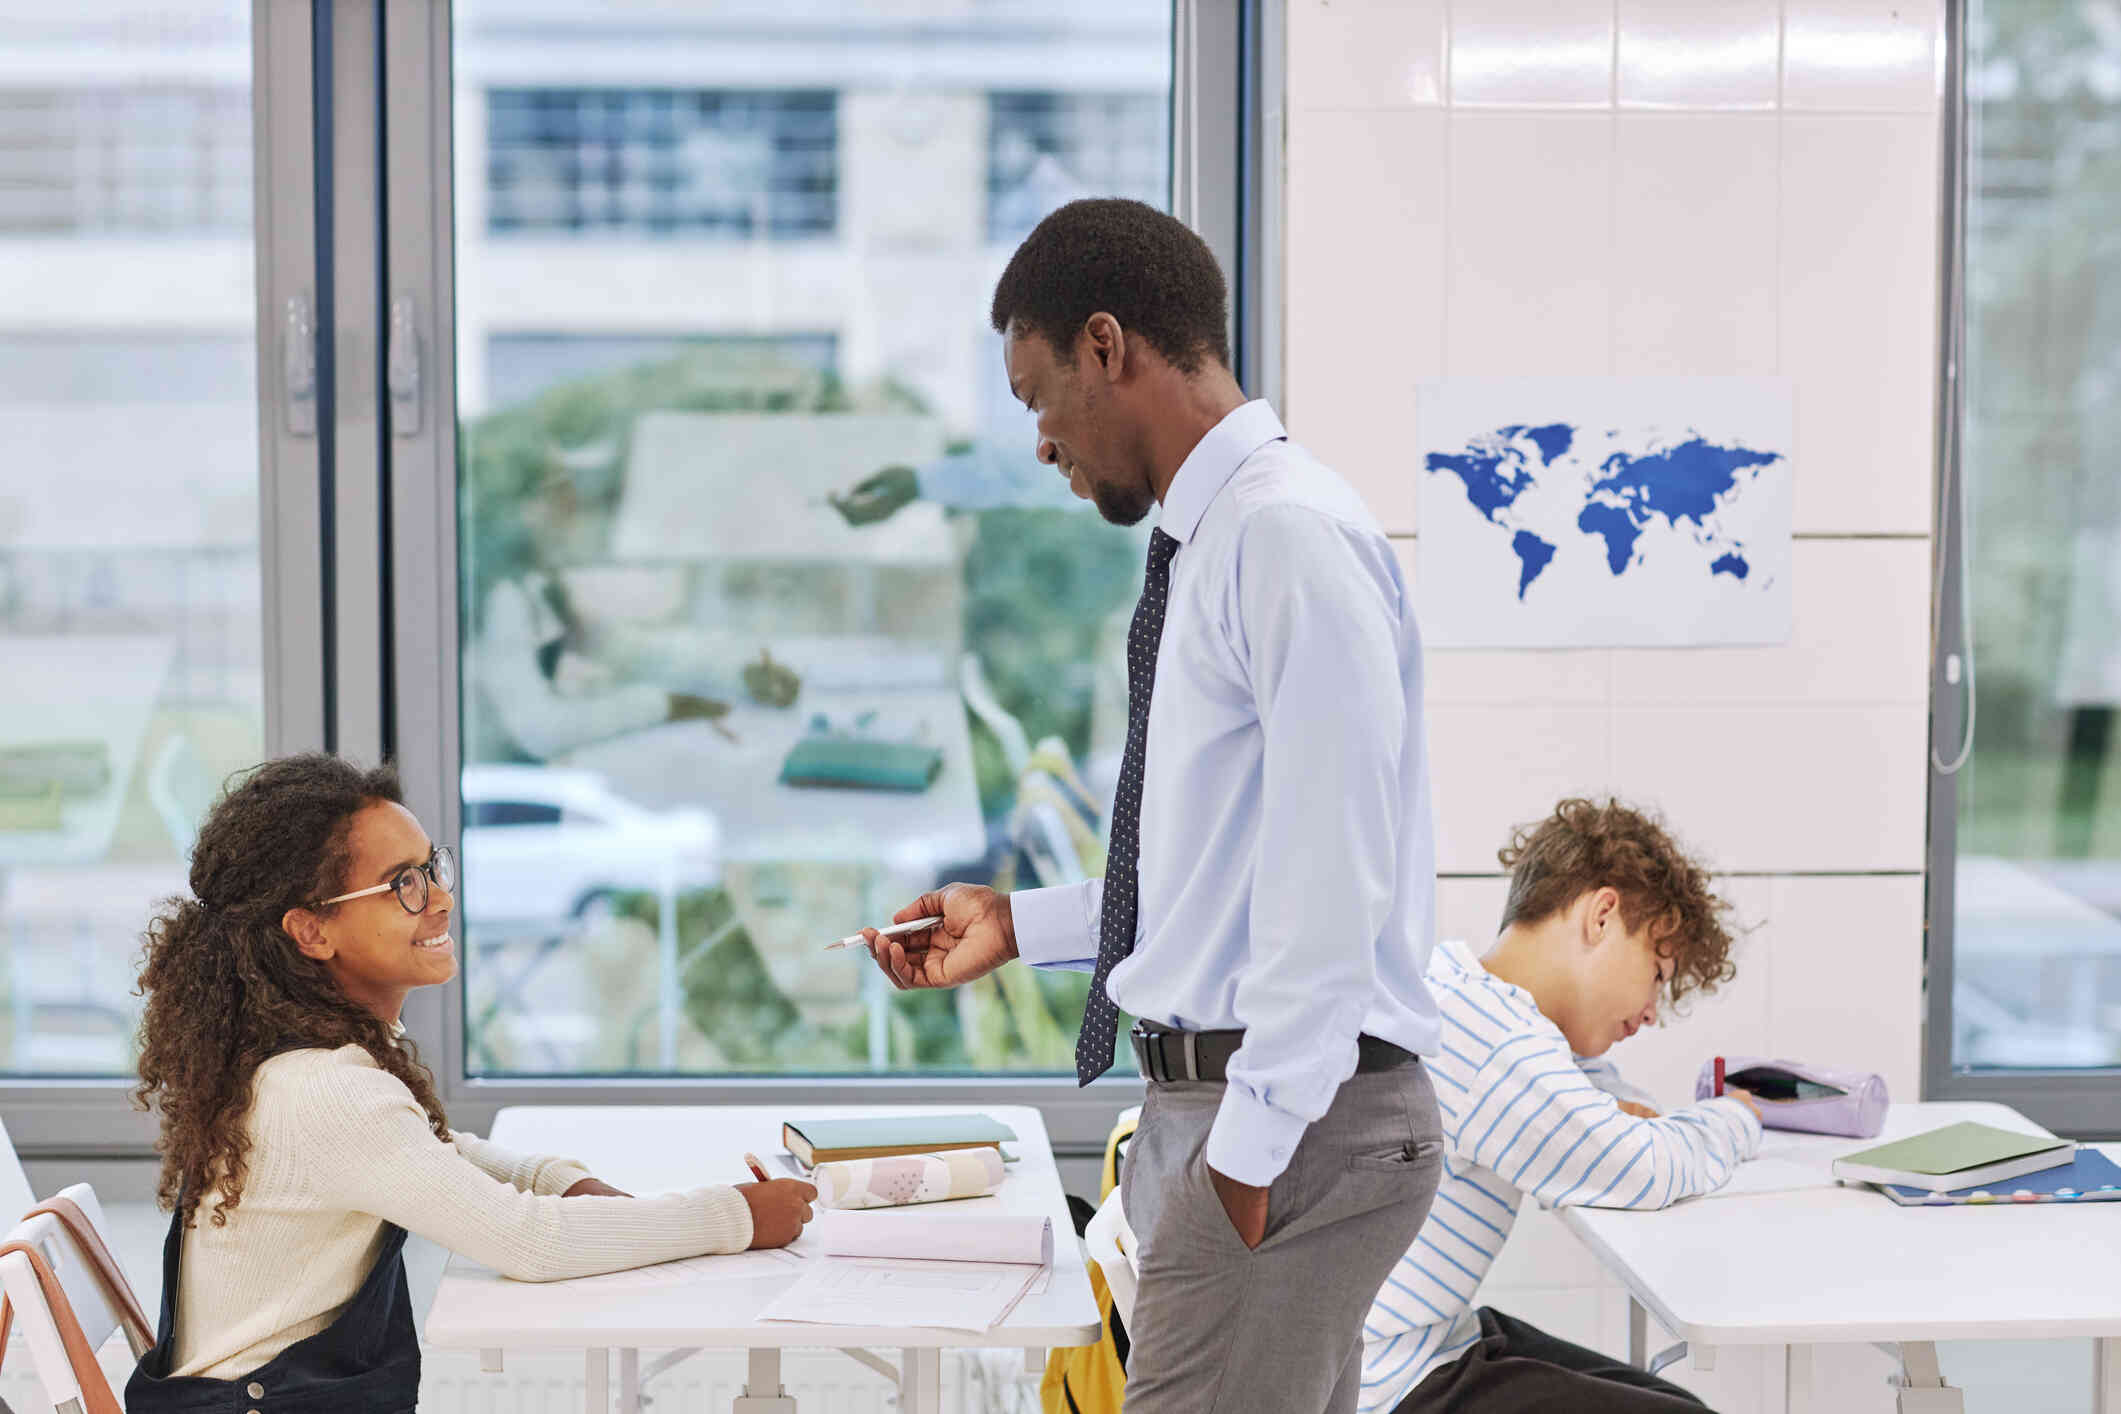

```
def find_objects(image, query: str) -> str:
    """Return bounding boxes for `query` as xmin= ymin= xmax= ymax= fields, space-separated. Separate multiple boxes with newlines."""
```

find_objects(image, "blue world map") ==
xmin=1425 ymin=423 xmax=1784 ymax=600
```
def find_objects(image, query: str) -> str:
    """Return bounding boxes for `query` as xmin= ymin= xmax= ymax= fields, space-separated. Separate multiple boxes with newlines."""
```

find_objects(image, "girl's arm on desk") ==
xmin=269 ymin=1047 xmax=762 ymax=1281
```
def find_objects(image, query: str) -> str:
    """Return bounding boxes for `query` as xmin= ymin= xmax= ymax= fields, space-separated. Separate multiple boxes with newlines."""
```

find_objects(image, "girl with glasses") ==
xmin=126 ymin=753 xmax=815 ymax=1414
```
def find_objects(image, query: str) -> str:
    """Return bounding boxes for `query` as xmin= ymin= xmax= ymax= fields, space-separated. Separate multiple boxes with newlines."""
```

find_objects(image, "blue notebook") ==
xmin=1878 ymin=1147 xmax=2121 ymax=1205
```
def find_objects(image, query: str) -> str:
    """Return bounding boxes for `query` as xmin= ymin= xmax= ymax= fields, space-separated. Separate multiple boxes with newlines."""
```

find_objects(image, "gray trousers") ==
xmin=1119 ymin=1060 xmax=1443 ymax=1414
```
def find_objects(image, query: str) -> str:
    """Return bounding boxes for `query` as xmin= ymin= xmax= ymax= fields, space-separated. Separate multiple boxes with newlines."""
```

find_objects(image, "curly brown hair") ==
xmin=134 ymin=752 xmax=450 ymax=1227
xmin=1497 ymin=797 xmax=1738 ymax=1010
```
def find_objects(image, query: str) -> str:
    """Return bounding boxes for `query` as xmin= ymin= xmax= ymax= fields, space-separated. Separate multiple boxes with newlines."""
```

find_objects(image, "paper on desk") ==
xmin=760 ymin=1211 xmax=1054 ymax=1331
xmin=812 ymin=1209 xmax=1052 ymax=1265
xmin=549 ymin=1247 xmax=804 ymax=1292
xmin=1692 ymin=1127 xmax=1851 ymax=1200
xmin=1695 ymin=1156 xmax=1844 ymax=1199
xmin=756 ymin=1257 xmax=1041 ymax=1332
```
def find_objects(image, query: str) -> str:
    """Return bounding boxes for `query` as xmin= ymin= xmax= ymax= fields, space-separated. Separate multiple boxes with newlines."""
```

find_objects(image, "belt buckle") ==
xmin=1181 ymin=1029 xmax=1201 ymax=1081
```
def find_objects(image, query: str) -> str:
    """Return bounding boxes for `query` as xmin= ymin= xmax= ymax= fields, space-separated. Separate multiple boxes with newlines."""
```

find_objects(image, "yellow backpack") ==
xmin=1038 ymin=1109 xmax=1139 ymax=1414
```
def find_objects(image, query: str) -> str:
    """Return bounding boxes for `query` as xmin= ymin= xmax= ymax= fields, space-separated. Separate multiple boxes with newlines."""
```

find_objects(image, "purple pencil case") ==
xmin=1692 ymin=1056 xmax=1889 ymax=1138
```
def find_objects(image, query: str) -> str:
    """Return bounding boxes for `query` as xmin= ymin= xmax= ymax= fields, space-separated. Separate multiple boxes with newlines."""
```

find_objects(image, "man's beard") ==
xmin=1089 ymin=477 xmax=1155 ymax=527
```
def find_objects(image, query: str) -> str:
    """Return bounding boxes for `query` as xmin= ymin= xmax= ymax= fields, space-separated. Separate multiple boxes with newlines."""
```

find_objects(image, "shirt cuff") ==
xmin=1008 ymin=881 xmax=1099 ymax=972
xmin=534 ymin=1158 xmax=597 ymax=1197
xmin=1204 ymin=1085 xmax=1311 ymax=1187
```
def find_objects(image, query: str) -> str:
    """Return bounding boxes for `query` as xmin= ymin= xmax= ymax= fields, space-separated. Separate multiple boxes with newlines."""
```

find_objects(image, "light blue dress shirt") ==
xmin=1011 ymin=400 xmax=1443 ymax=1187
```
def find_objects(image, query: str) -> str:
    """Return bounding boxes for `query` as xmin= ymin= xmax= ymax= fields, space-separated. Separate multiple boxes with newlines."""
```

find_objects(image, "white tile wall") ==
xmin=1759 ymin=873 xmax=1926 ymax=1098
xmin=1286 ymin=110 xmax=1446 ymax=533
xmin=1287 ymin=3 xmax=1944 ymax=1404
xmin=1783 ymin=0 xmax=1942 ymax=112
xmin=1449 ymin=0 xmax=1615 ymax=108
xmin=1404 ymin=534 xmax=1930 ymax=873
xmin=1445 ymin=113 xmax=1614 ymax=378
xmin=1607 ymin=539 xmax=1930 ymax=706
xmin=1617 ymin=0 xmax=1782 ymax=111
xmin=1428 ymin=702 xmax=1612 ymax=872
xmin=1610 ymin=704 xmax=1928 ymax=872
xmin=1780 ymin=113 xmax=1940 ymax=535
xmin=1288 ymin=0 xmax=1447 ymax=110
xmin=1613 ymin=114 xmax=1780 ymax=377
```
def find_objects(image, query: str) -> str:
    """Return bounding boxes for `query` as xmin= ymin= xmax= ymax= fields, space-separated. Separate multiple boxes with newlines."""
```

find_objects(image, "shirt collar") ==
xmin=1437 ymin=937 xmax=1542 ymax=1012
xmin=1157 ymin=399 xmax=1286 ymax=546
xmin=1436 ymin=937 xmax=1486 ymax=979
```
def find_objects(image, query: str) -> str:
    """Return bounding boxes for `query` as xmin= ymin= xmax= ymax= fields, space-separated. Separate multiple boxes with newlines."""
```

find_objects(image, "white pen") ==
xmin=824 ymin=916 xmax=943 ymax=952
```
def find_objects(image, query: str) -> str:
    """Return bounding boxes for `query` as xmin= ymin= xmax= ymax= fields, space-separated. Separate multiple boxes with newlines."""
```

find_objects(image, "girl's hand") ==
xmin=563 ymin=1177 xmax=631 ymax=1197
xmin=738 ymin=1178 xmax=819 ymax=1249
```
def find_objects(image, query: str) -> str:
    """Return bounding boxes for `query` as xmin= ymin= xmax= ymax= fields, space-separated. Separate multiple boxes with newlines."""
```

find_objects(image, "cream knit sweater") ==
xmin=170 ymin=1042 xmax=753 ymax=1379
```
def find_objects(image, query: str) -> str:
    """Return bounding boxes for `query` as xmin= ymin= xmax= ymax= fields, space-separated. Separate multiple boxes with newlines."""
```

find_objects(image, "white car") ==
xmin=459 ymin=764 xmax=721 ymax=924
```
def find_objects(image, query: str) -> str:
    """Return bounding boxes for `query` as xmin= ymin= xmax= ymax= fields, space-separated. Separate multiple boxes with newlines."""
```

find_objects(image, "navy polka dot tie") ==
xmin=1077 ymin=527 xmax=1180 ymax=1085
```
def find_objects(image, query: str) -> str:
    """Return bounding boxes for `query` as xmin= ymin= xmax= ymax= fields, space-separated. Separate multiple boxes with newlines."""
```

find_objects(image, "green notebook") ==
xmin=1832 ymin=1122 xmax=2075 ymax=1193
xmin=782 ymin=1114 xmax=1018 ymax=1168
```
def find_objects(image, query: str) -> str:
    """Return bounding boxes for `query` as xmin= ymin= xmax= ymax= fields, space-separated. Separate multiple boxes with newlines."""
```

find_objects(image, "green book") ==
xmin=1832 ymin=1122 xmax=2076 ymax=1193
xmin=782 ymin=1114 xmax=1018 ymax=1169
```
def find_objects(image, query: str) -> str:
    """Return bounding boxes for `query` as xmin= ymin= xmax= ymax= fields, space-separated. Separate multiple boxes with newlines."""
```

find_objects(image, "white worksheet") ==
xmin=756 ymin=1257 xmax=1043 ymax=1332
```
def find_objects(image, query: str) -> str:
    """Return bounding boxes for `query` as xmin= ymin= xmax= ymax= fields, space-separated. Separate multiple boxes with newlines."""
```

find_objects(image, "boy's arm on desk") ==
xmin=1464 ymin=1048 xmax=1763 ymax=1213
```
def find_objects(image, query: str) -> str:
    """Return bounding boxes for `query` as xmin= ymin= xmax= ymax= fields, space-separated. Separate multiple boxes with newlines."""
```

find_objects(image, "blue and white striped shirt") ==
xmin=1357 ymin=939 xmax=1762 ymax=1412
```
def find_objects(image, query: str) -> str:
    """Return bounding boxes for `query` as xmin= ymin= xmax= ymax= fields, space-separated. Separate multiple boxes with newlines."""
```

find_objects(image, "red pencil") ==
xmin=743 ymin=1151 xmax=771 ymax=1182
xmin=1713 ymin=1056 xmax=1726 ymax=1097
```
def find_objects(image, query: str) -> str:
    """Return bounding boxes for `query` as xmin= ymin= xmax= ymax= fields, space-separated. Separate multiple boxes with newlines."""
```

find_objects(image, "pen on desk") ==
xmin=743 ymin=1152 xmax=771 ymax=1183
xmin=824 ymin=916 xmax=943 ymax=952
xmin=1713 ymin=1055 xmax=1726 ymax=1097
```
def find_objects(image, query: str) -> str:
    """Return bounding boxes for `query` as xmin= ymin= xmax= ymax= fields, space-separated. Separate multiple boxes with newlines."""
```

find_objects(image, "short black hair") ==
xmin=990 ymin=198 xmax=1230 ymax=375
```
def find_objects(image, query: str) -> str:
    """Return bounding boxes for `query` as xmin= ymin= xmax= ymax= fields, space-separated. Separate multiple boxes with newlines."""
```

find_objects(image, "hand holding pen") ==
xmin=736 ymin=1152 xmax=817 ymax=1251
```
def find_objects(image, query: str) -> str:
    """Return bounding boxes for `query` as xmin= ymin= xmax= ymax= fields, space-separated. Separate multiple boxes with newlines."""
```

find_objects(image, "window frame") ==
xmin=1923 ymin=0 xmax=2121 ymax=1139
xmin=382 ymin=0 xmax=1277 ymax=1150
xmin=2 ymin=0 xmax=332 ymax=1162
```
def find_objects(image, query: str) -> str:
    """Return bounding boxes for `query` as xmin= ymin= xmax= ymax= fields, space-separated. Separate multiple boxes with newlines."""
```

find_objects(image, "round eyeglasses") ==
xmin=315 ymin=845 xmax=456 ymax=915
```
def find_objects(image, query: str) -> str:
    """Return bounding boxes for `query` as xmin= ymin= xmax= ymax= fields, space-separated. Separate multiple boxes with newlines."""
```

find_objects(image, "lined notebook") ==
xmin=1878 ymin=1148 xmax=2121 ymax=1206
xmin=782 ymin=1114 xmax=1018 ymax=1168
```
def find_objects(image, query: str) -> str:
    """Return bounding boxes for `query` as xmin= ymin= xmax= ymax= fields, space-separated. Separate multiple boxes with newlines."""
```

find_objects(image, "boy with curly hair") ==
xmin=1361 ymin=798 xmax=1760 ymax=1412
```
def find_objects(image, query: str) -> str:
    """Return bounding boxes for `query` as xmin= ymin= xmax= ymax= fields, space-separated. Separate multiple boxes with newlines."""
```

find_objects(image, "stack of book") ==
xmin=1832 ymin=1122 xmax=2121 ymax=1206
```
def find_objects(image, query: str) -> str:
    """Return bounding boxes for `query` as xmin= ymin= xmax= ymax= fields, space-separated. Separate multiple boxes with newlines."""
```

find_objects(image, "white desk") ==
xmin=422 ymin=1104 xmax=1100 ymax=1414
xmin=1559 ymin=1101 xmax=2121 ymax=1413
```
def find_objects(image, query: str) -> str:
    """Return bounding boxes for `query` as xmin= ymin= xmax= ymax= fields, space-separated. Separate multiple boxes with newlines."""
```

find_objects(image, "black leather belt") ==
xmin=1130 ymin=1022 xmax=1418 ymax=1084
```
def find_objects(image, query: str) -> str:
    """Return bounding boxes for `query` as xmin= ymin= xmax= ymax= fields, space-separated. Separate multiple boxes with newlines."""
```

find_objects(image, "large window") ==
xmin=0 ymin=8 xmax=265 ymax=1077
xmin=1938 ymin=0 xmax=2121 ymax=1105
xmin=450 ymin=3 xmax=1181 ymax=1077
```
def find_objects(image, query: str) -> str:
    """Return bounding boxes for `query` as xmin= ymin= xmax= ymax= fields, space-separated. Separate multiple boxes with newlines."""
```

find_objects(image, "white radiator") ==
xmin=0 ymin=1342 xmax=1042 ymax=1414
xmin=419 ymin=1346 xmax=1041 ymax=1414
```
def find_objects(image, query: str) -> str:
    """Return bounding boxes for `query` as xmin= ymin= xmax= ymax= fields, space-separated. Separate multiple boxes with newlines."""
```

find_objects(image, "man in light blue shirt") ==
xmin=862 ymin=198 xmax=1442 ymax=1413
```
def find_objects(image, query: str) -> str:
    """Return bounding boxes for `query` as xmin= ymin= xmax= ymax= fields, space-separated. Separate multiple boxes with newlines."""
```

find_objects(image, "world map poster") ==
xmin=1415 ymin=377 xmax=1794 ymax=649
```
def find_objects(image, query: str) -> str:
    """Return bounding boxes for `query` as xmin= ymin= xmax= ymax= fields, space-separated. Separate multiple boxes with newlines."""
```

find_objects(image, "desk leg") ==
xmin=1785 ymin=1343 xmax=1812 ymax=1414
xmin=900 ymin=1349 xmax=941 ymax=1414
xmin=585 ymin=1349 xmax=608 ymax=1414
xmin=2094 ymin=1338 xmax=2119 ymax=1414
xmin=619 ymin=1348 xmax=639 ymax=1414
xmin=1894 ymin=1341 xmax=1964 ymax=1414
xmin=733 ymin=1348 xmax=798 ymax=1413
xmin=1628 ymin=1297 xmax=1647 ymax=1369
